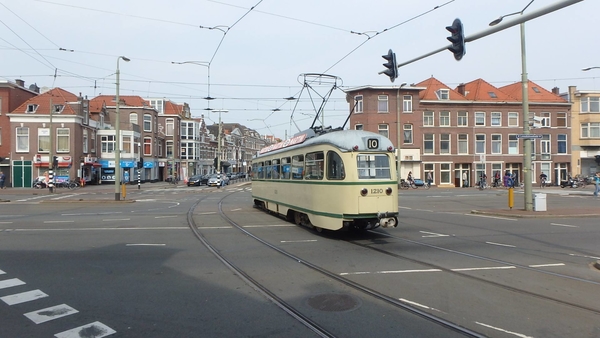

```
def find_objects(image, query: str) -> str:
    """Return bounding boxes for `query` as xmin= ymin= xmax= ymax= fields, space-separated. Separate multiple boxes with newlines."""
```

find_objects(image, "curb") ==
xmin=470 ymin=210 xmax=600 ymax=219
xmin=41 ymin=199 xmax=136 ymax=204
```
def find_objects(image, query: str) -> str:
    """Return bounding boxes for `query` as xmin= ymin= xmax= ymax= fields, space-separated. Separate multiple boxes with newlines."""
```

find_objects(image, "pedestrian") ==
xmin=426 ymin=171 xmax=432 ymax=187
xmin=594 ymin=172 xmax=600 ymax=197
xmin=0 ymin=171 xmax=4 ymax=189
xmin=462 ymin=171 xmax=468 ymax=188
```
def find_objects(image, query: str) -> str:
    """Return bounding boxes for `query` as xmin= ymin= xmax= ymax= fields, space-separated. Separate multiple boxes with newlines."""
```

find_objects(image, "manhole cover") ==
xmin=306 ymin=293 xmax=360 ymax=312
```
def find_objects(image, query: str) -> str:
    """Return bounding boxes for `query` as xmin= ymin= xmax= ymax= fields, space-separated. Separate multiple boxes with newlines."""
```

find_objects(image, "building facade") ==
xmin=567 ymin=86 xmax=600 ymax=177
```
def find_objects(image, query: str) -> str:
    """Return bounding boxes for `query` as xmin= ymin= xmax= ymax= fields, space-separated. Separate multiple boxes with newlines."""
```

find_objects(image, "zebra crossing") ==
xmin=0 ymin=268 xmax=115 ymax=337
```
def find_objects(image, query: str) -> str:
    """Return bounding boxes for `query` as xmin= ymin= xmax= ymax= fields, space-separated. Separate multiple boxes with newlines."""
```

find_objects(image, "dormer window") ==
xmin=436 ymin=89 xmax=450 ymax=100
xmin=532 ymin=87 xmax=541 ymax=93
xmin=53 ymin=104 xmax=64 ymax=114
xmin=488 ymin=92 xmax=497 ymax=98
xmin=26 ymin=104 xmax=38 ymax=113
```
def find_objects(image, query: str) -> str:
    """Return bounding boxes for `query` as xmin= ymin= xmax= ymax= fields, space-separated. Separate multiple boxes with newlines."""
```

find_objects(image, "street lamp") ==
xmin=212 ymin=110 xmax=228 ymax=173
xmin=171 ymin=61 xmax=212 ymax=109
xmin=490 ymin=0 xmax=535 ymax=211
xmin=115 ymin=55 xmax=130 ymax=201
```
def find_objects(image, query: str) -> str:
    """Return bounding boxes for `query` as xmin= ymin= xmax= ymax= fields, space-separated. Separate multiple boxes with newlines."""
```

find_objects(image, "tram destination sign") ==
xmin=516 ymin=134 xmax=542 ymax=139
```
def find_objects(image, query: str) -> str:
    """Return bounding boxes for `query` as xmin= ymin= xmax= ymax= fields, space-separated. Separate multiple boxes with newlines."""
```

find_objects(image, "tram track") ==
xmin=191 ymin=189 xmax=484 ymax=338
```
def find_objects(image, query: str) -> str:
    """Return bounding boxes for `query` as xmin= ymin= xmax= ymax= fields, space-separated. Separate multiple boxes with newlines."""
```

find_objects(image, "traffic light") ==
xmin=595 ymin=155 xmax=600 ymax=165
xmin=446 ymin=18 xmax=465 ymax=61
xmin=137 ymin=158 xmax=143 ymax=169
xmin=213 ymin=157 xmax=218 ymax=168
xmin=379 ymin=49 xmax=398 ymax=83
xmin=52 ymin=156 xmax=58 ymax=169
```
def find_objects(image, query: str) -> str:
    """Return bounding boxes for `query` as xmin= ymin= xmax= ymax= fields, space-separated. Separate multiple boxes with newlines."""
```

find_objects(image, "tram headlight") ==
xmin=386 ymin=187 xmax=393 ymax=195
xmin=360 ymin=188 xmax=368 ymax=196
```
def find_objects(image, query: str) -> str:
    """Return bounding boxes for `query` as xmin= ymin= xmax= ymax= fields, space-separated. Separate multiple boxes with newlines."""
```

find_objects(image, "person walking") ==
xmin=462 ymin=171 xmax=468 ymax=188
xmin=426 ymin=171 xmax=432 ymax=188
xmin=594 ymin=172 xmax=600 ymax=197
xmin=0 ymin=171 xmax=5 ymax=189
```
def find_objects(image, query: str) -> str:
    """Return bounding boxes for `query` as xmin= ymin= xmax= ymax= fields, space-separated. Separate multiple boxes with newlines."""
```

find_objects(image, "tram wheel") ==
xmin=294 ymin=212 xmax=303 ymax=226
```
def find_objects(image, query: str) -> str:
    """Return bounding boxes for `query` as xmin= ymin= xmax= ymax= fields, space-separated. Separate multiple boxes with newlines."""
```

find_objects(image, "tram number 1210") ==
xmin=367 ymin=138 xmax=379 ymax=149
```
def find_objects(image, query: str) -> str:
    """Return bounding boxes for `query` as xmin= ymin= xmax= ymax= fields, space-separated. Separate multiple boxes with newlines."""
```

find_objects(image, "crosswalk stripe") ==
xmin=24 ymin=304 xmax=78 ymax=324
xmin=54 ymin=321 xmax=116 ymax=338
xmin=0 ymin=278 xmax=25 ymax=289
xmin=1 ymin=289 xmax=48 ymax=305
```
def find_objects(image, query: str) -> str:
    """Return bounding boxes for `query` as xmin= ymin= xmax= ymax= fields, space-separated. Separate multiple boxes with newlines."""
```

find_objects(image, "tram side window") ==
xmin=291 ymin=155 xmax=304 ymax=180
xmin=357 ymin=154 xmax=391 ymax=179
xmin=257 ymin=162 xmax=264 ymax=179
xmin=327 ymin=151 xmax=345 ymax=180
xmin=272 ymin=159 xmax=280 ymax=179
xmin=265 ymin=160 xmax=272 ymax=179
xmin=305 ymin=151 xmax=324 ymax=180
xmin=281 ymin=157 xmax=291 ymax=179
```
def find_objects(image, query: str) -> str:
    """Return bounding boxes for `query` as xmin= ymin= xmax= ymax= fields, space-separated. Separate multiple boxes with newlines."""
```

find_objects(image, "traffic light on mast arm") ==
xmin=378 ymin=49 xmax=398 ymax=83
xmin=446 ymin=18 xmax=466 ymax=61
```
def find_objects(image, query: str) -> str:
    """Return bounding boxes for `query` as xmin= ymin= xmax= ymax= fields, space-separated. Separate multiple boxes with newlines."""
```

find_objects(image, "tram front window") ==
xmin=357 ymin=154 xmax=391 ymax=179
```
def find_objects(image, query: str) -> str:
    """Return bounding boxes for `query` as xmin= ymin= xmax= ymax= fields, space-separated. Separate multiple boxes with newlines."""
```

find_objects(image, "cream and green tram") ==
xmin=251 ymin=129 xmax=398 ymax=232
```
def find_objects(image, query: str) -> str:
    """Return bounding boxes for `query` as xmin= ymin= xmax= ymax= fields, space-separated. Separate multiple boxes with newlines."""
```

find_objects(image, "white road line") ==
xmin=0 ymin=215 xmax=25 ymax=217
xmin=420 ymin=231 xmax=449 ymax=238
xmin=61 ymin=212 xmax=122 ymax=216
xmin=154 ymin=215 xmax=178 ymax=219
xmin=54 ymin=321 xmax=116 ymax=338
xmin=197 ymin=212 xmax=217 ymax=215
xmin=398 ymin=206 xmax=412 ymax=210
xmin=569 ymin=253 xmax=600 ymax=260
xmin=339 ymin=271 xmax=371 ymax=276
xmin=486 ymin=241 xmax=516 ymax=248
xmin=377 ymin=269 xmax=442 ymax=274
xmin=280 ymin=240 xmax=318 ymax=243
xmin=12 ymin=227 xmax=188 ymax=232
xmin=0 ymin=221 xmax=13 ymax=224
xmin=476 ymin=322 xmax=533 ymax=338
xmin=230 ymin=208 xmax=242 ymax=211
xmin=0 ymin=269 xmax=4 ymax=274
xmin=465 ymin=214 xmax=517 ymax=221
xmin=51 ymin=194 xmax=79 ymax=200
xmin=550 ymin=223 xmax=579 ymax=228
xmin=452 ymin=266 xmax=516 ymax=271
xmin=399 ymin=298 xmax=442 ymax=312
xmin=126 ymin=244 xmax=166 ymax=246
xmin=0 ymin=278 xmax=25 ymax=289
xmin=529 ymin=263 xmax=565 ymax=268
xmin=102 ymin=218 xmax=131 ymax=222
xmin=1 ymin=290 xmax=48 ymax=305
xmin=43 ymin=221 xmax=75 ymax=224
xmin=24 ymin=304 xmax=78 ymax=324
xmin=243 ymin=224 xmax=295 ymax=228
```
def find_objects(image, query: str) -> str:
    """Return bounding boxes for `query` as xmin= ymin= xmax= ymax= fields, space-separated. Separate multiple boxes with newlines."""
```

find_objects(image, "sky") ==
xmin=1 ymin=0 xmax=598 ymax=140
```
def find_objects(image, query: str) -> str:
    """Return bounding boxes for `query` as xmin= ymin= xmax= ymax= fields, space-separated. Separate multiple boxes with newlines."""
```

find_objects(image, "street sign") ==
xmin=516 ymin=134 xmax=542 ymax=139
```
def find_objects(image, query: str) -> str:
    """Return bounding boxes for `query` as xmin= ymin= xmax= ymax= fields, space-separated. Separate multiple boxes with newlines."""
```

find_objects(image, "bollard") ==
xmin=137 ymin=169 xmax=141 ymax=190
xmin=508 ymin=187 xmax=514 ymax=210
xmin=122 ymin=182 xmax=126 ymax=199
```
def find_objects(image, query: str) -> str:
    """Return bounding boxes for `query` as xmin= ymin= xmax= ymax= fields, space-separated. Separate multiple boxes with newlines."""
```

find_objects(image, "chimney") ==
xmin=15 ymin=79 xmax=25 ymax=87
xmin=457 ymin=83 xmax=466 ymax=96
xmin=552 ymin=87 xmax=560 ymax=95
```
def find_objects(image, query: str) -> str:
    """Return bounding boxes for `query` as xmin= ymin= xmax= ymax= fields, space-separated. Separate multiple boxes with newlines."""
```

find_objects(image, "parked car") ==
xmin=207 ymin=174 xmax=221 ymax=187
xmin=187 ymin=175 xmax=204 ymax=186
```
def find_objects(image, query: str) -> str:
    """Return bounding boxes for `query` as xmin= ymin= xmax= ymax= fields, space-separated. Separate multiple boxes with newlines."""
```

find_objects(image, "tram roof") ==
xmin=255 ymin=129 xmax=394 ymax=158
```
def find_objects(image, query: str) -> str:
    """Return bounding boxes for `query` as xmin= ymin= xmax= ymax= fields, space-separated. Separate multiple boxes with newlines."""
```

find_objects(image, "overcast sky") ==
xmin=1 ymin=0 xmax=597 ymax=139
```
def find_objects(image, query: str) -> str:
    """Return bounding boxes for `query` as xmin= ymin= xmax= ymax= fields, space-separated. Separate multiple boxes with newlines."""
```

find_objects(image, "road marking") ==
xmin=230 ymin=208 xmax=242 ymax=211
xmin=0 ymin=215 xmax=25 ymax=217
xmin=243 ymin=224 xmax=295 ymax=228
xmin=340 ymin=269 xmax=442 ymax=275
xmin=54 ymin=321 xmax=116 ymax=338
xmin=0 ymin=221 xmax=13 ymax=224
xmin=43 ymin=221 xmax=75 ymax=224
xmin=197 ymin=212 xmax=217 ymax=215
xmin=398 ymin=206 xmax=412 ymax=210
xmin=0 ymin=269 xmax=4 ymax=274
xmin=486 ymin=241 xmax=516 ymax=248
xmin=550 ymin=223 xmax=579 ymax=228
xmin=24 ymin=304 xmax=78 ymax=324
xmin=569 ymin=253 xmax=600 ymax=260
xmin=452 ymin=266 xmax=515 ymax=271
xmin=280 ymin=240 xmax=318 ymax=243
xmin=476 ymin=322 xmax=533 ymax=338
xmin=154 ymin=215 xmax=178 ymax=219
xmin=126 ymin=244 xmax=166 ymax=246
xmin=399 ymin=298 xmax=442 ymax=312
xmin=62 ymin=212 xmax=123 ymax=216
xmin=11 ymin=227 xmax=188 ymax=232
xmin=102 ymin=218 xmax=131 ymax=222
xmin=465 ymin=214 xmax=517 ymax=221
xmin=0 ymin=278 xmax=25 ymax=289
xmin=529 ymin=263 xmax=565 ymax=268
xmin=1 ymin=290 xmax=48 ymax=305
xmin=420 ymin=231 xmax=449 ymax=238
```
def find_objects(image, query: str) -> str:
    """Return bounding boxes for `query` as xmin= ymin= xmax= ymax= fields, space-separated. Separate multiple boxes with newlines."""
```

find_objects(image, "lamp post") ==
xmin=171 ymin=61 xmax=212 ymax=110
xmin=212 ymin=110 xmax=228 ymax=173
xmin=115 ymin=55 xmax=130 ymax=201
xmin=490 ymin=0 xmax=534 ymax=211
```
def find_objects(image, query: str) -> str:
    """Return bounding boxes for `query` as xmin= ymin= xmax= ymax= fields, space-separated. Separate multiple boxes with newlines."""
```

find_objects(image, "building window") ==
xmin=458 ymin=134 xmax=468 ymax=154
xmin=508 ymin=112 xmax=519 ymax=127
xmin=458 ymin=111 xmax=468 ymax=126
xmin=355 ymin=124 xmax=363 ymax=130
xmin=378 ymin=124 xmax=389 ymax=138
xmin=144 ymin=137 xmax=152 ymax=155
xmin=166 ymin=140 xmax=174 ymax=158
xmin=26 ymin=104 xmax=38 ymax=113
xmin=91 ymin=132 xmax=96 ymax=153
xmin=57 ymin=128 xmax=70 ymax=153
xmin=508 ymin=135 xmax=519 ymax=154
xmin=53 ymin=105 xmax=64 ymax=114
xmin=475 ymin=134 xmax=485 ymax=154
xmin=440 ymin=163 xmax=451 ymax=184
xmin=166 ymin=118 xmax=174 ymax=136
xmin=491 ymin=112 xmax=501 ymax=126
xmin=149 ymin=99 xmax=164 ymax=114
xmin=556 ymin=112 xmax=567 ymax=127
xmin=403 ymin=95 xmax=412 ymax=112
xmin=581 ymin=97 xmax=600 ymax=113
xmin=440 ymin=133 xmax=450 ymax=154
xmin=423 ymin=111 xmax=434 ymax=127
xmin=540 ymin=112 xmax=551 ymax=127
xmin=144 ymin=114 xmax=152 ymax=132
xmin=83 ymin=130 xmax=88 ymax=153
xmin=491 ymin=134 xmax=501 ymax=154
xmin=378 ymin=95 xmax=388 ymax=113
xmin=475 ymin=112 xmax=485 ymax=126
xmin=101 ymin=135 xmax=115 ymax=153
xmin=557 ymin=134 xmax=567 ymax=154
xmin=403 ymin=124 xmax=413 ymax=144
xmin=436 ymin=89 xmax=449 ymax=100
xmin=38 ymin=128 xmax=49 ymax=152
xmin=129 ymin=113 xmax=137 ymax=125
xmin=541 ymin=163 xmax=551 ymax=182
xmin=541 ymin=134 xmax=551 ymax=154
xmin=424 ymin=163 xmax=434 ymax=184
xmin=581 ymin=122 xmax=600 ymax=138
xmin=424 ymin=133 xmax=434 ymax=154
xmin=354 ymin=95 xmax=363 ymax=113
xmin=439 ymin=111 xmax=450 ymax=127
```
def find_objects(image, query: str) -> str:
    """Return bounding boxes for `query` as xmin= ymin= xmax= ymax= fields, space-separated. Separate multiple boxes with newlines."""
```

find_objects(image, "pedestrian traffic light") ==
xmin=378 ymin=49 xmax=398 ymax=83
xmin=52 ymin=156 xmax=58 ymax=169
xmin=446 ymin=18 xmax=466 ymax=61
